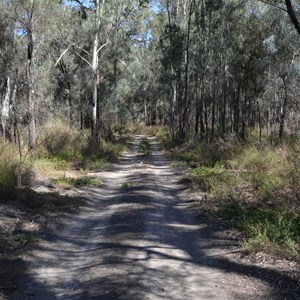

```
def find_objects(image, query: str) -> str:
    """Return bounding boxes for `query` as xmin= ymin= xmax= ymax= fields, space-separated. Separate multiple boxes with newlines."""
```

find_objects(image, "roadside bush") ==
xmin=163 ymin=132 xmax=300 ymax=259
xmin=138 ymin=139 xmax=151 ymax=156
xmin=0 ymin=139 xmax=17 ymax=194
xmin=83 ymin=139 xmax=127 ymax=165
xmin=52 ymin=176 xmax=101 ymax=187
xmin=231 ymin=146 xmax=290 ymax=201
xmin=40 ymin=119 xmax=82 ymax=160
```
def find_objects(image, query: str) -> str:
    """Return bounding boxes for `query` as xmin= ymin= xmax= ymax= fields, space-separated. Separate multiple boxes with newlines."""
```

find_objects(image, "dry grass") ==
xmin=163 ymin=135 xmax=300 ymax=260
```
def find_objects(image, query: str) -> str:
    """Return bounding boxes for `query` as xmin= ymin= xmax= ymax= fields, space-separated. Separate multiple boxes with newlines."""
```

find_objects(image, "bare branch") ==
xmin=72 ymin=0 xmax=93 ymax=12
xmin=258 ymin=0 xmax=287 ymax=12
xmin=55 ymin=47 xmax=69 ymax=66
xmin=74 ymin=45 xmax=91 ymax=56
xmin=75 ymin=52 xmax=93 ymax=68
xmin=96 ymin=41 xmax=110 ymax=54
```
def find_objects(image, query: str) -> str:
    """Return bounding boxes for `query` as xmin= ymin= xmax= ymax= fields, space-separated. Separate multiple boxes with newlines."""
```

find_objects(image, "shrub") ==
xmin=52 ymin=176 xmax=101 ymax=187
xmin=40 ymin=119 xmax=81 ymax=160
xmin=189 ymin=164 xmax=237 ymax=196
xmin=0 ymin=139 xmax=17 ymax=194
xmin=83 ymin=138 xmax=127 ymax=162
xmin=231 ymin=146 xmax=290 ymax=201
xmin=138 ymin=139 xmax=151 ymax=156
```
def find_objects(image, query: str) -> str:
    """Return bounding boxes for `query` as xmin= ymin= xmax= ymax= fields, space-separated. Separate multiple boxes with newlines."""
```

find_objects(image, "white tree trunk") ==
xmin=92 ymin=31 xmax=99 ymax=137
xmin=1 ymin=77 xmax=10 ymax=140
xmin=27 ymin=0 xmax=36 ymax=149
xmin=91 ymin=0 xmax=101 ymax=141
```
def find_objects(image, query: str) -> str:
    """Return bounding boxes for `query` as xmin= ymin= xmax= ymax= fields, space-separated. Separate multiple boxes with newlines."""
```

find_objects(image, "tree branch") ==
xmin=75 ymin=52 xmax=93 ymax=68
xmin=285 ymin=0 xmax=300 ymax=36
xmin=55 ymin=47 xmax=69 ymax=66
xmin=258 ymin=0 xmax=287 ymax=12
xmin=96 ymin=41 xmax=109 ymax=54
xmin=75 ymin=45 xmax=90 ymax=56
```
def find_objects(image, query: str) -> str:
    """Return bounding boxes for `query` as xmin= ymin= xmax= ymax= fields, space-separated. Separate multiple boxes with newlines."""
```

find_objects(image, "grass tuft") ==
xmin=217 ymin=200 xmax=300 ymax=259
xmin=138 ymin=139 xmax=151 ymax=157
xmin=52 ymin=176 xmax=101 ymax=187
xmin=0 ymin=139 xmax=18 ymax=194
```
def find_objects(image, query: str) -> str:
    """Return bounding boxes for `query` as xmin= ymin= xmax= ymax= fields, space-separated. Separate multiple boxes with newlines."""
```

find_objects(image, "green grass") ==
xmin=0 ymin=233 xmax=40 ymax=250
xmin=52 ymin=176 xmax=101 ymax=187
xmin=84 ymin=158 xmax=110 ymax=171
xmin=160 ymin=131 xmax=300 ymax=260
xmin=138 ymin=139 xmax=151 ymax=156
xmin=34 ymin=157 xmax=69 ymax=171
xmin=216 ymin=200 xmax=300 ymax=259
xmin=121 ymin=181 xmax=135 ymax=189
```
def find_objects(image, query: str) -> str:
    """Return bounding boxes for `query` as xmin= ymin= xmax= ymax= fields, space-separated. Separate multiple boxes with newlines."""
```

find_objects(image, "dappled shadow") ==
xmin=0 ymin=190 xmax=85 ymax=300
xmin=6 ymin=135 xmax=299 ymax=299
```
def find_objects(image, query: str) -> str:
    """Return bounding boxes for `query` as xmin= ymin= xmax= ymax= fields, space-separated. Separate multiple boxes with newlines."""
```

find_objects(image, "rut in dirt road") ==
xmin=21 ymin=136 xmax=246 ymax=299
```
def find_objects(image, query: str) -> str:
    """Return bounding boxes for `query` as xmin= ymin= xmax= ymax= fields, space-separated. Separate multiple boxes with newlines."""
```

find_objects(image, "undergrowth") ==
xmin=217 ymin=200 xmax=300 ymax=259
xmin=0 ymin=139 xmax=18 ymax=194
xmin=34 ymin=120 xmax=129 ymax=175
xmin=52 ymin=176 xmax=101 ymax=187
xmin=138 ymin=138 xmax=151 ymax=156
xmin=158 ymin=129 xmax=300 ymax=260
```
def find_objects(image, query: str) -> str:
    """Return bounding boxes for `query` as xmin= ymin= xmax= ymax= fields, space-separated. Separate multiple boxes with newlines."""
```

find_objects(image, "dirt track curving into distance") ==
xmin=6 ymin=135 xmax=299 ymax=300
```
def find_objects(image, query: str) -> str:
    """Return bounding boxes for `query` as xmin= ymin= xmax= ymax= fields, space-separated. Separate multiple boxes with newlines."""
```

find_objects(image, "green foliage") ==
xmin=40 ymin=119 xmax=83 ymax=160
xmin=0 ymin=139 xmax=17 ymax=194
xmin=52 ymin=176 xmax=101 ymax=187
xmin=34 ymin=157 xmax=69 ymax=172
xmin=168 ymin=139 xmax=239 ymax=167
xmin=232 ymin=146 xmax=290 ymax=201
xmin=138 ymin=138 xmax=151 ymax=156
xmin=217 ymin=201 xmax=300 ymax=259
xmin=165 ymin=133 xmax=300 ymax=259
xmin=155 ymin=126 xmax=174 ymax=149
xmin=0 ymin=231 xmax=38 ymax=250
xmin=83 ymin=139 xmax=127 ymax=164
xmin=35 ymin=120 xmax=128 ymax=174
xmin=189 ymin=164 xmax=231 ymax=192
xmin=84 ymin=158 xmax=110 ymax=171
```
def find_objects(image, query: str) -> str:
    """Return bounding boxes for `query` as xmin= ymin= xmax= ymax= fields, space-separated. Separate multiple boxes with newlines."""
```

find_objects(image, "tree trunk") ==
xmin=27 ymin=0 xmax=36 ymax=149
xmin=182 ymin=0 xmax=193 ymax=137
xmin=285 ymin=0 xmax=300 ymax=36
xmin=92 ymin=30 xmax=99 ymax=140
xmin=171 ymin=77 xmax=178 ymax=137
xmin=1 ymin=77 xmax=10 ymax=140
xmin=279 ymin=76 xmax=288 ymax=142
xmin=91 ymin=0 xmax=102 ymax=143
xmin=211 ymin=90 xmax=216 ymax=141
xmin=234 ymin=84 xmax=240 ymax=136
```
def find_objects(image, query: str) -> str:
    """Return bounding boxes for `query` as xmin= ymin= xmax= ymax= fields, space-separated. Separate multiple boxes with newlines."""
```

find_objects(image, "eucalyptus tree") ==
xmin=57 ymin=0 xmax=150 ymax=142
xmin=3 ymin=0 xmax=64 ymax=148
xmin=0 ymin=3 xmax=15 ymax=140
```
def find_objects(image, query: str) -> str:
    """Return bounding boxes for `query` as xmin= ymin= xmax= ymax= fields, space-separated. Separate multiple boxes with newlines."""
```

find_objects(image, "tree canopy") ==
xmin=1 ymin=0 xmax=300 ymax=144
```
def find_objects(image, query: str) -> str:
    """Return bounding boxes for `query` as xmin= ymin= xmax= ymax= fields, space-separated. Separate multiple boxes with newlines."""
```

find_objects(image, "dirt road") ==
xmin=9 ymin=136 xmax=298 ymax=299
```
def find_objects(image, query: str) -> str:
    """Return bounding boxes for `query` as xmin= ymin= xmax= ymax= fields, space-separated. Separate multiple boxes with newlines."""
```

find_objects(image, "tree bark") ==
xmin=27 ymin=0 xmax=36 ymax=149
xmin=182 ymin=0 xmax=193 ymax=137
xmin=92 ymin=28 xmax=99 ymax=139
xmin=1 ymin=77 xmax=10 ymax=140
xmin=279 ymin=76 xmax=288 ymax=142
xmin=285 ymin=0 xmax=300 ymax=36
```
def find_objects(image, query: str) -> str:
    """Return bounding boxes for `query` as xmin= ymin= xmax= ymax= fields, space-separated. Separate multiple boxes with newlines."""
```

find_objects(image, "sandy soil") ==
xmin=1 ymin=135 xmax=299 ymax=299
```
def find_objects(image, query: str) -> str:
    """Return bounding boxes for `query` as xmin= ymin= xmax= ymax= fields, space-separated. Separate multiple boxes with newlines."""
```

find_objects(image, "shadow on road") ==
xmin=3 ymin=135 xmax=299 ymax=299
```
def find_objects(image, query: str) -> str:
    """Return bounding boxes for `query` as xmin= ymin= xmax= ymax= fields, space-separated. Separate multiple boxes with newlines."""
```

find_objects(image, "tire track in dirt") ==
xmin=16 ymin=135 xmax=280 ymax=299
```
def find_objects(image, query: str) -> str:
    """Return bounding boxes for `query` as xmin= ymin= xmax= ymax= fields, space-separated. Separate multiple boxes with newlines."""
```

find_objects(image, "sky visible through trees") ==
xmin=1 ymin=0 xmax=300 ymax=144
